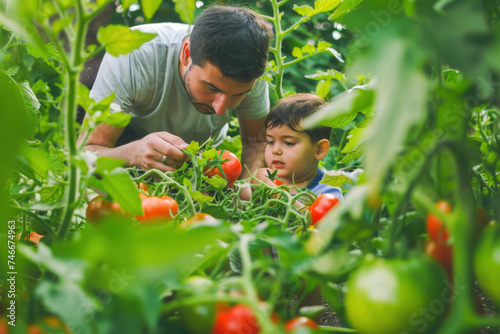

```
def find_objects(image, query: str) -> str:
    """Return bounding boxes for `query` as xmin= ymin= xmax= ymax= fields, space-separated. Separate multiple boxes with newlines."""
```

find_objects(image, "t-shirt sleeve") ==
xmin=317 ymin=186 xmax=344 ymax=201
xmin=235 ymin=78 xmax=270 ymax=120
xmin=89 ymin=44 xmax=158 ymax=115
xmin=89 ymin=52 xmax=135 ymax=113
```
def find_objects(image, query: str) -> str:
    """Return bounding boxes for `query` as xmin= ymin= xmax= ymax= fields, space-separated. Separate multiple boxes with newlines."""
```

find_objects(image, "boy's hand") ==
xmin=252 ymin=168 xmax=277 ymax=187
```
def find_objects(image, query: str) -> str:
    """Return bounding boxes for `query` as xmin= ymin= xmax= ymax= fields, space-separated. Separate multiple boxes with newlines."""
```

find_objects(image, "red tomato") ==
xmin=138 ymin=182 xmax=149 ymax=192
xmin=284 ymin=317 xmax=319 ymax=332
xmin=308 ymin=194 xmax=340 ymax=225
xmin=86 ymin=196 xmax=124 ymax=223
xmin=213 ymin=304 xmax=260 ymax=334
xmin=426 ymin=200 xmax=452 ymax=243
xmin=425 ymin=239 xmax=452 ymax=275
xmin=136 ymin=195 xmax=179 ymax=223
xmin=204 ymin=150 xmax=242 ymax=188
xmin=272 ymin=178 xmax=284 ymax=186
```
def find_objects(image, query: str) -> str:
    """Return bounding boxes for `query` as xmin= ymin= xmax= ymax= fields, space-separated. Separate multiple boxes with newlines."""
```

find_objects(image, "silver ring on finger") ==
xmin=161 ymin=155 xmax=167 ymax=165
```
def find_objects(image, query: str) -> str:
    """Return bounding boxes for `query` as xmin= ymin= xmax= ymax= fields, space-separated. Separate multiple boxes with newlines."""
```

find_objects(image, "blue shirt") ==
xmin=305 ymin=168 xmax=344 ymax=200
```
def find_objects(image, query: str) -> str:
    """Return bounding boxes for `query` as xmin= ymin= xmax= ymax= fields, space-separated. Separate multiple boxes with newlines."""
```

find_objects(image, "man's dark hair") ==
xmin=189 ymin=6 xmax=273 ymax=82
xmin=265 ymin=94 xmax=332 ymax=142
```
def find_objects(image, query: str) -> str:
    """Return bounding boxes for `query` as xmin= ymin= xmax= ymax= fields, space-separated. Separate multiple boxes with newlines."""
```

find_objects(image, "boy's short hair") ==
xmin=190 ymin=6 xmax=273 ymax=83
xmin=265 ymin=93 xmax=332 ymax=142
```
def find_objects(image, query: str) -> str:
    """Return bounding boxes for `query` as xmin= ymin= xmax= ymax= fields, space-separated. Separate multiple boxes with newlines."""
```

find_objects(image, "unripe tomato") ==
xmin=308 ymin=194 xmax=340 ymax=226
xmin=284 ymin=317 xmax=319 ymax=332
xmin=213 ymin=304 xmax=260 ymax=334
xmin=204 ymin=150 xmax=242 ymax=188
xmin=136 ymin=195 xmax=179 ymax=223
xmin=474 ymin=225 xmax=500 ymax=304
xmin=179 ymin=276 xmax=216 ymax=334
xmin=86 ymin=196 xmax=124 ymax=223
xmin=426 ymin=200 xmax=452 ymax=243
xmin=345 ymin=255 xmax=448 ymax=334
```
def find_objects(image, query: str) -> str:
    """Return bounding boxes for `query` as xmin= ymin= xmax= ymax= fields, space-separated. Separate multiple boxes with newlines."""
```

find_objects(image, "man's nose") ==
xmin=212 ymin=93 xmax=230 ymax=115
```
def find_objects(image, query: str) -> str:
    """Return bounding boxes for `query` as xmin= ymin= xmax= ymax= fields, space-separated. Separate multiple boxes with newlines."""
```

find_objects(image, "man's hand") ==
xmin=79 ymin=115 xmax=189 ymax=172
xmin=128 ymin=132 xmax=189 ymax=172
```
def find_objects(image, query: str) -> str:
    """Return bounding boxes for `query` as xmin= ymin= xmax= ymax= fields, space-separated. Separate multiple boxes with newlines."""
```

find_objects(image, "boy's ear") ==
xmin=315 ymin=139 xmax=330 ymax=160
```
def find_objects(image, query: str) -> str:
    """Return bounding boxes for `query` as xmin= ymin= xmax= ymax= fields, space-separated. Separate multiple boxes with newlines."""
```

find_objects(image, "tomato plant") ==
xmin=308 ymin=194 xmax=340 ymax=226
xmin=136 ymin=195 xmax=179 ymax=223
xmin=474 ymin=225 xmax=500 ymax=305
xmin=345 ymin=255 xmax=448 ymax=334
xmin=426 ymin=201 xmax=452 ymax=244
xmin=204 ymin=150 xmax=242 ymax=188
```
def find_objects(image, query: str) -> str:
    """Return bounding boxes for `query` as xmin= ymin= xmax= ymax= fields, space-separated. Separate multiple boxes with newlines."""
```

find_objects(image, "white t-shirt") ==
xmin=90 ymin=22 xmax=270 ymax=145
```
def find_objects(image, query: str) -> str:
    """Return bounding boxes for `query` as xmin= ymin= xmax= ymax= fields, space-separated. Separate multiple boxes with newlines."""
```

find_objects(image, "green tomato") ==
xmin=178 ymin=276 xmax=215 ymax=334
xmin=474 ymin=225 xmax=500 ymax=304
xmin=345 ymin=255 xmax=448 ymax=334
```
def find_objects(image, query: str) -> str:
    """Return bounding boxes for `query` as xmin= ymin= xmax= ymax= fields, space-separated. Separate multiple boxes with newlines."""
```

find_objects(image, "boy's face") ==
xmin=265 ymin=124 xmax=319 ymax=184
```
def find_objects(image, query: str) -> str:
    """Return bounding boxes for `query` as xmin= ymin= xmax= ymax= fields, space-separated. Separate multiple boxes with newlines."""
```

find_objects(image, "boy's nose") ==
xmin=272 ymin=146 xmax=282 ymax=155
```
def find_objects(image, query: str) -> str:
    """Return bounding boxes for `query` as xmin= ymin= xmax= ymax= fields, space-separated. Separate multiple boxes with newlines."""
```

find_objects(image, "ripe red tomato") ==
xmin=204 ymin=150 xmax=242 ymax=188
xmin=426 ymin=200 xmax=452 ymax=243
xmin=308 ymin=194 xmax=340 ymax=225
xmin=86 ymin=196 xmax=124 ymax=223
xmin=425 ymin=239 xmax=452 ymax=275
xmin=272 ymin=178 xmax=284 ymax=186
xmin=213 ymin=304 xmax=260 ymax=334
xmin=136 ymin=195 xmax=179 ymax=223
xmin=284 ymin=317 xmax=319 ymax=332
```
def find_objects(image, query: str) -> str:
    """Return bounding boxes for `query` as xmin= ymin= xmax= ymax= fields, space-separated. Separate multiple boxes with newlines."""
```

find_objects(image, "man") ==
xmin=79 ymin=5 xmax=273 ymax=178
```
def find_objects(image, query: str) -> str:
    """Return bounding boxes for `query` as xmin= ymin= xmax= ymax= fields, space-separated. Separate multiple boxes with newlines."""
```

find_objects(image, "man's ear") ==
xmin=180 ymin=40 xmax=191 ymax=67
xmin=315 ymin=139 xmax=330 ymax=160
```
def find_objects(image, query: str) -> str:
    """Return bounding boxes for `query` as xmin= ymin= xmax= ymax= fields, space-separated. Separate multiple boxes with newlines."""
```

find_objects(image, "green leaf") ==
xmin=320 ymin=170 xmax=354 ymax=188
xmin=326 ymin=47 xmax=344 ymax=63
xmin=97 ymin=25 xmax=157 ymax=57
xmin=18 ymin=81 xmax=41 ymax=131
xmin=141 ymin=0 xmax=162 ymax=20
xmin=6 ymin=66 xmax=20 ymax=76
xmin=328 ymin=0 xmax=364 ymax=20
xmin=314 ymin=0 xmax=341 ymax=13
xmin=341 ymin=126 xmax=365 ymax=153
xmin=173 ymin=0 xmax=196 ymax=24
xmin=185 ymin=141 xmax=200 ymax=156
xmin=20 ymin=144 xmax=51 ymax=178
xmin=317 ymin=41 xmax=331 ymax=50
xmin=316 ymin=79 xmax=331 ymax=99
xmin=302 ymin=44 xmax=316 ymax=54
xmin=26 ymin=43 xmax=62 ymax=63
xmin=293 ymin=5 xmax=315 ymax=16
xmin=204 ymin=175 xmax=227 ymax=190
xmin=363 ymin=39 xmax=428 ymax=194
xmin=39 ymin=184 xmax=65 ymax=203
xmin=101 ymin=169 xmax=144 ymax=215
xmin=292 ymin=47 xmax=303 ymax=58
xmin=339 ymin=144 xmax=364 ymax=164
xmin=52 ymin=13 xmax=75 ymax=34
xmin=121 ymin=0 xmax=137 ymax=10
xmin=302 ymin=86 xmax=374 ymax=129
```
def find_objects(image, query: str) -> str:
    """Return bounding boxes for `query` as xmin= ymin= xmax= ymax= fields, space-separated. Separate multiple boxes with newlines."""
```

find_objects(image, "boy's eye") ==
xmin=266 ymin=141 xmax=274 ymax=145
xmin=284 ymin=142 xmax=295 ymax=146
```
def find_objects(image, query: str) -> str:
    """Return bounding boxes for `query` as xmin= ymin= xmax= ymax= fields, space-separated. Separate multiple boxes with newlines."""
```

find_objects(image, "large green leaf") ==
xmin=328 ymin=0 xmax=365 ymax=20
xmin=363 ymin=38 xmax=428 ymax=194
xmin=142 ymin=0 xmax=162 ymax=20
xmin=0 ymin=70 xmax=31 ymax=276
xmin=302 ymin=86 xmax=374 ymax=129
xmin=97 ymin=25 xmax=157 ymax=57
xmin=173 ymin=0 xmax=196 ymax=24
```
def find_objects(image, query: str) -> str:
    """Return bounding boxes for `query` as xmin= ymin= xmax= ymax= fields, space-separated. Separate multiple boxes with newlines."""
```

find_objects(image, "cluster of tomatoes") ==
xmin=176 ymin=276 xmax=320 ymax=334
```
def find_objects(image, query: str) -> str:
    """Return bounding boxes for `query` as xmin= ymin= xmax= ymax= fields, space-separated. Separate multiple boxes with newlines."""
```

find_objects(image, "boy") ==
xmin=252 ymin=93 xmax=343 ymax=200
